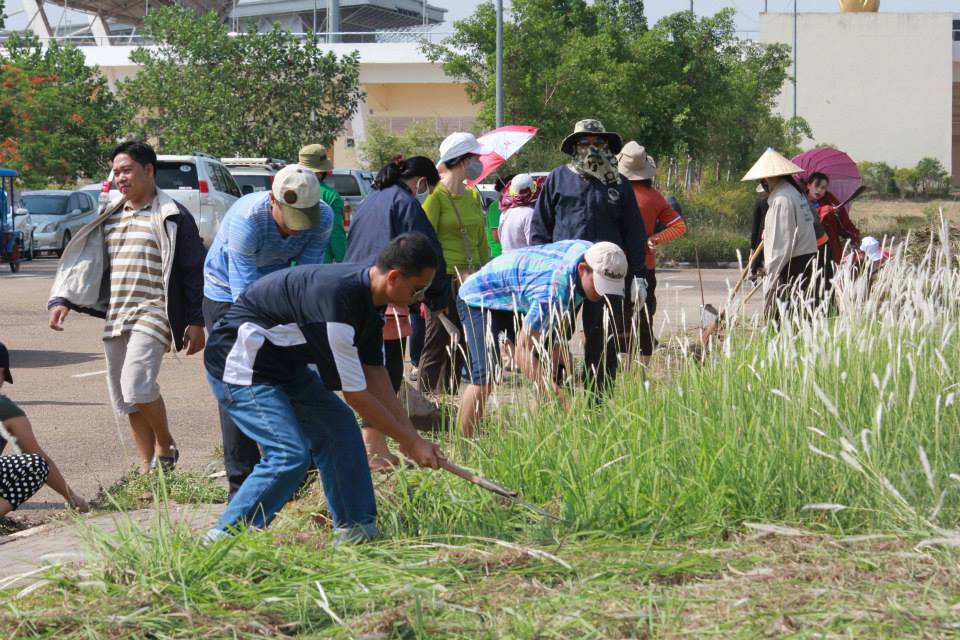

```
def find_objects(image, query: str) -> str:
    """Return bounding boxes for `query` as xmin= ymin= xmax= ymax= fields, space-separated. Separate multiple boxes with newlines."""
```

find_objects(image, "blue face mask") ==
xmin=414 ymin=179 xmax=430 ymax=204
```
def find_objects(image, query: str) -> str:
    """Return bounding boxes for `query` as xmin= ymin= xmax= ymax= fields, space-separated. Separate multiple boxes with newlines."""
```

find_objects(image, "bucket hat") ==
xmin=617 ymin=141 xmax=657 ymax=181
xmin=560 ymin=119 xmax=623 ymax=155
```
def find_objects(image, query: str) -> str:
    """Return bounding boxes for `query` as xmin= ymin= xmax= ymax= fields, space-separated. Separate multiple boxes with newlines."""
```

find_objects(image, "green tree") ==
xmin=913 ymin=157 xmax=950 ymax=196
xmin=424 ymin=4 xmax=792 ymax=175
xmin=0 ymin=1 xmax=6 ymax=30
xmin=0 ymin=33 xmax=120 ymax=186
xmin=357 ymin=120 xmax=445 ymax=171
xmin=117 ymin=7 xmax=364 ymax=159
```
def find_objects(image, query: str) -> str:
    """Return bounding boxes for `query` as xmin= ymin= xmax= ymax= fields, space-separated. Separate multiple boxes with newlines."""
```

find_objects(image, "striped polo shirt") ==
xmin=102 ymin=196 xmax=172 ymax=347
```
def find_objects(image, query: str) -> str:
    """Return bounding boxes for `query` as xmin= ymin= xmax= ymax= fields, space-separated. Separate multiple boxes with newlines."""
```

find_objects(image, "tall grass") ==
xmin=1 ymin=226 xmax=957 ymax=637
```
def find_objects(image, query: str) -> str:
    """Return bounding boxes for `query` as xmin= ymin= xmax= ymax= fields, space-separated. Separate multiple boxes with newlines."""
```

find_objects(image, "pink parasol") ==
xmin=791 ymin=148 xmax=861 ymax=207
xmin=467 ymin=125 xmax=538 ymax=186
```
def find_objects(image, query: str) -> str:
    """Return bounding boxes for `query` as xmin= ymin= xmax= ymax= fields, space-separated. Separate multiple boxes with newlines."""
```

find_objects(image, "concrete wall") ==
xmin=77 ymin=42 xmax=478 ymax=169
xmin=761 ymin=12 xmax=954 ymax=179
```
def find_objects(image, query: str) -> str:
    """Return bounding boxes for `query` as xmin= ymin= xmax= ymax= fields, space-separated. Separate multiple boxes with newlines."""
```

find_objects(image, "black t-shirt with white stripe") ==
xmin=204 ymin=264 xmax=384 ymax=391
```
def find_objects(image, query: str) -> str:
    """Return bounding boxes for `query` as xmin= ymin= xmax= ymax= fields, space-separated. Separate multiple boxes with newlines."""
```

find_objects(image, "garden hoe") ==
xmin=441 ymin=459 xmax=563 ymax=522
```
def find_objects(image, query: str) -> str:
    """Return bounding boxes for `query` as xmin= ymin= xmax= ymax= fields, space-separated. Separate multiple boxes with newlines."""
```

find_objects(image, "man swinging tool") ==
xmin=202 ymin=233 xmax=445 ymax=544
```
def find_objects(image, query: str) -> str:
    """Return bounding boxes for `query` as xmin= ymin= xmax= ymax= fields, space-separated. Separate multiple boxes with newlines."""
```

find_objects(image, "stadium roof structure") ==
xmin=43 ymin=1 xmax=234 ymax=24
xmin=33 ymin=0 xmax=446 ymax=37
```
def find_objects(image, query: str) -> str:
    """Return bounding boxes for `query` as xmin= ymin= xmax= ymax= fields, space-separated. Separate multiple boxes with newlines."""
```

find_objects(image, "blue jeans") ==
xmin=456 ymin=297 xmax=516 ymax=385
xmin=207 ymin=369 xmax=378 ymax=542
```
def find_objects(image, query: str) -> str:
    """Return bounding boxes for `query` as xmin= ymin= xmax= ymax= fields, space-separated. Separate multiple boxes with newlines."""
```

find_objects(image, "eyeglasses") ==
xmin=410 ymin=278 xmax=433 ymax=299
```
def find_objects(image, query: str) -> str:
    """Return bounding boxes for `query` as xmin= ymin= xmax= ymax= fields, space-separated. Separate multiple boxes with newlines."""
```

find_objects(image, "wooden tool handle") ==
xmin=441 ymin=459 xmax=517 ymax=498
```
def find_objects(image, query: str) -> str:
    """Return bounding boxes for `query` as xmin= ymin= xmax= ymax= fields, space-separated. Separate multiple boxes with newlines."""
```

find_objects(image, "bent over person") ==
xmin=203 ymin=233 xmax=445 ymax=542
xmin=203 ymin=164 xmax=332 ymax=500
xmin=456 ymin=240 xmax=628 ymax=435
xmin=48 ymin=141 xmax=205 ymax=473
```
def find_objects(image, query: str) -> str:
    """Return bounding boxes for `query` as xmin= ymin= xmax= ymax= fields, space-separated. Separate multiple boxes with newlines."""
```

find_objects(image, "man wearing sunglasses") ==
xmin=203 ymin=233 xmax=445 ymax=544
xmin=530 ymin=119 xmax=649 ymax=395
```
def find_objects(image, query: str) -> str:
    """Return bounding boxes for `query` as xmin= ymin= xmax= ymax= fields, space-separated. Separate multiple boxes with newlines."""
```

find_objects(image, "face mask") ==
xmin=414 ymin=179 xmax=430 ymax=204
xmin=569 ymin=144 xmax=620 ymax=188
xmin=464 ymin=158 xmax=484 ymax=181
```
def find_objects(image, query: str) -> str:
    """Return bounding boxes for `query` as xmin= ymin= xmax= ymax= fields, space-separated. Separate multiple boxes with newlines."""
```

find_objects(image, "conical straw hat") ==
xmin=741 ymin=147 xmax=804 ymax=181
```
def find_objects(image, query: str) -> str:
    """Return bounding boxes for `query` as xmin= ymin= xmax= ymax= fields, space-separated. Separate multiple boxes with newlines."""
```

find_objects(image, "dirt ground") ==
xmin=0 ymin=257 xmax=755 ymax=525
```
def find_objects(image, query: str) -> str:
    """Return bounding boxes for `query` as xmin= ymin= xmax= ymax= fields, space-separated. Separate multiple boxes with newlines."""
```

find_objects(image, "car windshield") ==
xmin=22 ymin=194 xmax=69 ymax=215
xmin=233 ymin=174 xmax=272 ymax=194
xmin=326 ymin=174 xmax=362 ymax=197
xmin=155 ymin=162 xmax=199 ymax=190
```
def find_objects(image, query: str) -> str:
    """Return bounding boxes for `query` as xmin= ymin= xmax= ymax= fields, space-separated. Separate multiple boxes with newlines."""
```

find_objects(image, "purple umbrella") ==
xmin=791 ymin=148 xmax=862 ymax=207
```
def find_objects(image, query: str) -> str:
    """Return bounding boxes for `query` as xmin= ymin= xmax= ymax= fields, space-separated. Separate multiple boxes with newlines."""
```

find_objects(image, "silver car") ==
xmin=24 ymin=190 xmax=99 ymax=257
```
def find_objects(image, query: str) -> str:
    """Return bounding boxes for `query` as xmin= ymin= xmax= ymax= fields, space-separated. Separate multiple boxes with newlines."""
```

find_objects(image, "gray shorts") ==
xmin=103 ymin=330 xmax=167 ymax=415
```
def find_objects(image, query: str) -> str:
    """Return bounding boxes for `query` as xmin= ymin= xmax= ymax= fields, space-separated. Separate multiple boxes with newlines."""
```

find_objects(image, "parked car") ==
xmin=326 ymin=169 xmax=374 ymax=228
xmin=105 ymin=153 xmax=241 ymax=247
xmin=24 ymin=190 xmax=99 ymax=257
xmin=221 ymin=157 xmax=286 ymax=196
xmin=12 ymin=194 xmax=35 ymax=260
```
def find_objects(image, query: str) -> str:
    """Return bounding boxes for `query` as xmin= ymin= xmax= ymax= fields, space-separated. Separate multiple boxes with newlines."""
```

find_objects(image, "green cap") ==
xmin=298 ymin=144 xmax=334 ymax=172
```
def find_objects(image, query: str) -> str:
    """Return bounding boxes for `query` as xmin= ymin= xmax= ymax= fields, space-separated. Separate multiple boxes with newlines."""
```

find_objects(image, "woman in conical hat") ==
xmin=742 ymin=148 xmax=820 ymax=317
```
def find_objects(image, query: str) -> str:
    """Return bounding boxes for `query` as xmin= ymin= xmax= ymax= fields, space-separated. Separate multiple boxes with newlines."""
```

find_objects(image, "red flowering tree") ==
xmin=0 ymin=33 xmax=119 ymax=187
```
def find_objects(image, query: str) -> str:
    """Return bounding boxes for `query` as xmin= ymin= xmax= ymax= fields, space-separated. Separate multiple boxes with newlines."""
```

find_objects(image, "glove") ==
xmin=631 ymin=276 xmax=648 ymax=305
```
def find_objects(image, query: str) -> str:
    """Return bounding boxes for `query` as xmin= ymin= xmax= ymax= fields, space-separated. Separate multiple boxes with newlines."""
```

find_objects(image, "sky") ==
xmin=2 ymin=1 xmax=957 ymax=33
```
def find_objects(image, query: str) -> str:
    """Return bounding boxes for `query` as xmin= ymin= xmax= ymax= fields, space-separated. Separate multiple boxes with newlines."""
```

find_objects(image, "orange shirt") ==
xmin=629 ymin=183 xmax=687 ymax=270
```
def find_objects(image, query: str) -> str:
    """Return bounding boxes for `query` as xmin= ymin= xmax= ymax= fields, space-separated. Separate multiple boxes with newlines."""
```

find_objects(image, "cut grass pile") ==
xmin=91 ymin=468 xmax=228 ymax=512
xmin=1 ymin=231 xmax=958 ymax=637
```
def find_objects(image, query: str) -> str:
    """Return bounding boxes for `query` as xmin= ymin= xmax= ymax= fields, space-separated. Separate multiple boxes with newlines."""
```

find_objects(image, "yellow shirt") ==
xmin=423 ymin=182 xmax=490 ymax=275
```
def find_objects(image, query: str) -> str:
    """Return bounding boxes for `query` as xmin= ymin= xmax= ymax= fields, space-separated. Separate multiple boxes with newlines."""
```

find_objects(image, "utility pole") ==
xmin=496 ymin=0 xmax=504 ymax=128
xmin=792 ymin=0 xmax=798 ymax=119
xmin=690 ymin=1 xmax=694 ymax=13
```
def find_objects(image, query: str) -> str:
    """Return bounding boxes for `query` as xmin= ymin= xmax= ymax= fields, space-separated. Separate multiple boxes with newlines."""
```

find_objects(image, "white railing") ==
xmin=0 ymin=29 xmax=453 ymax=47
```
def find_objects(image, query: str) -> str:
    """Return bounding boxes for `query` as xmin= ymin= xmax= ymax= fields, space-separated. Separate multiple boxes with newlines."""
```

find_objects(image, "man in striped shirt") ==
xmin=456 ymin=240 xmax=628 ymax=434
xmin=48 ymin=141 xmax=205 ymax=474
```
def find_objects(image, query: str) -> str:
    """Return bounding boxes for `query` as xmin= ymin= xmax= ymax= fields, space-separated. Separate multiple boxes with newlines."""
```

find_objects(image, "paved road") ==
xmin=0 ymin=257 xmax=759 ymax=521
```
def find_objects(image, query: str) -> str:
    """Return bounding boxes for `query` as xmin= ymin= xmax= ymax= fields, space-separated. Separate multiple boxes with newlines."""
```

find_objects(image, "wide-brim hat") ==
xmin=298 ymin=143 xmax=334 ymax=172
xmin=741 ymin=148 xmax=804 ymax=182
xmin=617 ymin=141 xmax=656 ymax=181
xmin=560 ymin=119 xmax=623 ymax=155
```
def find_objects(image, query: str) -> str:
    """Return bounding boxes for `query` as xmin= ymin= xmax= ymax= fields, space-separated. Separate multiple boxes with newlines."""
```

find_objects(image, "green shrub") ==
xmin=672 ymin=180 xmax=758 ymax=233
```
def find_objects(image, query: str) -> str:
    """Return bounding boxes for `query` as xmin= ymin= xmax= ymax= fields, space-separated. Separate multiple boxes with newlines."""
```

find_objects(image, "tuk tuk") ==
xmin=0 ymin=167 xmax=25 ymax=273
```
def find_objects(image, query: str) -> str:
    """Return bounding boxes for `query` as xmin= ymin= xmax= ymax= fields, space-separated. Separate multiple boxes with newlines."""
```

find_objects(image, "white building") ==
xmin=760 ymin=11 xmax=958 ymax=183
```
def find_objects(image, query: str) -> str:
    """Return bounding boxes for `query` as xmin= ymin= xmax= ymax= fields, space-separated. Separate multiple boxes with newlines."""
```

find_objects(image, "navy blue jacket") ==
xmin=530 ymin=166 xmax=648 ymax=278
xmin=344 ymin=182 xmax=450 ymax=310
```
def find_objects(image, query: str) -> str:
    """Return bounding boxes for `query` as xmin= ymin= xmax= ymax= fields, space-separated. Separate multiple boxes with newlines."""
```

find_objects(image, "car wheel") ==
xmin=57 ymin=231 xmax=71 ymax=258
xmin=9 ymin=260 xmax=20 ymax=273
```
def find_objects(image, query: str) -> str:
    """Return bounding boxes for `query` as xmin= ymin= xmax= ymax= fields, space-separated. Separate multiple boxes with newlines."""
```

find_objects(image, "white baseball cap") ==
xmin=438 ymin=132 xmax=492 ymax=164
xmin=583 ymin=242 xmax=628 ymax=297
xmin=271 ymin=164 xmax=322 ymax=230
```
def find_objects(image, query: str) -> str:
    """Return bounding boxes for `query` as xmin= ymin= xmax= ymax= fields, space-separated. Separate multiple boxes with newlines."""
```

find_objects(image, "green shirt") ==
xmin=486 ymin=200 xmax=502 ymax=259
xmin=320 ymin=181 xmax=346 ymax=263
xmin=423 ymin=182 xmax=490 ymax=274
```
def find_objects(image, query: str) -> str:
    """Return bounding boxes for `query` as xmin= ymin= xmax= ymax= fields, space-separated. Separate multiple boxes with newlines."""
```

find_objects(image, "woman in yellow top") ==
xmin=418 ymin=132 xmax=492 ymax=395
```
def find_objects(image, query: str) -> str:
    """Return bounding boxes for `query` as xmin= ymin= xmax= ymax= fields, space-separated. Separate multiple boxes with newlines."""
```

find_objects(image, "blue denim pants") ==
xmin=207 ymin=369 xmax=378 ymax=542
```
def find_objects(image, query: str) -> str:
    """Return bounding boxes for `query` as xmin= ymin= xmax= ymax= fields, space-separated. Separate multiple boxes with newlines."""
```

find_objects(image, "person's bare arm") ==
xmin=3 ymin=416 xmax=89 ymax=512
xmin=342 ymin=367 xmax=444 ymax=469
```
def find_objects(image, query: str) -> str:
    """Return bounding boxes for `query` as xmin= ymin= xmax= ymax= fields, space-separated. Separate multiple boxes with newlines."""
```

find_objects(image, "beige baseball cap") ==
xmin=583 ymin=242 xmax=628 ymax=297
xmin=271 ymin=164 xmax=322 ymax=230
xmin=298 ymin=143 xmax=334 ymax=172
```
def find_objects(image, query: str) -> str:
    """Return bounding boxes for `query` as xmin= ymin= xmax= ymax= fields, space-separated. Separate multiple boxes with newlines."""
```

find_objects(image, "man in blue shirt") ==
xmin=202 ymin=164 xmax=333 ymax=499
xmin=456 ymin=240 xmax=628 ymax=434
xmin=531 ymin=119 xmax=649 ymax=394
xmin=203 ymin=233 xmax=445 ymax=543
